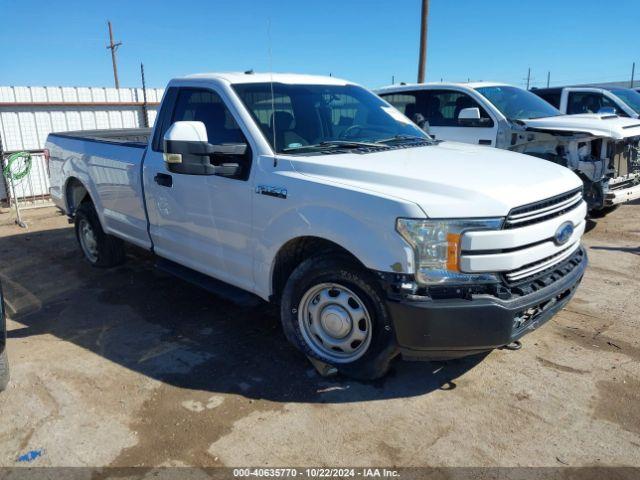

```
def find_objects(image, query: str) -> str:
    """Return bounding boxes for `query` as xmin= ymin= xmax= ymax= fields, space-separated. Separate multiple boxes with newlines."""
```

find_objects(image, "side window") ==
xmin=425 ymin=90 xmax=494 ymax=127
xmin=567 ymin=92 xmax=619 ymax=115
xmin=172 ymin=88 xmax=246 ymax=145
xmin=169 ymin=88 xmax=251 ymax=180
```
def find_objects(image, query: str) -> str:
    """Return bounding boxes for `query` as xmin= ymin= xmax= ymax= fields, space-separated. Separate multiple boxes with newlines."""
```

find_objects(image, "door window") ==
xmin=170 ymin=88 xmax=251 ymax=180
xmin=172 ymin=89 xmax=246 ymax=144
xmin=382 ymin=90 xmax=493 ymax=127
xmin=567 ymin=92 xmax=620 ymax=115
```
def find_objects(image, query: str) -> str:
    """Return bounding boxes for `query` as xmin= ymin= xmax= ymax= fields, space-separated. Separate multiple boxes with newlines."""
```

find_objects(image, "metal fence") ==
xmin=0 ymin=85 xmax=163 ymax=208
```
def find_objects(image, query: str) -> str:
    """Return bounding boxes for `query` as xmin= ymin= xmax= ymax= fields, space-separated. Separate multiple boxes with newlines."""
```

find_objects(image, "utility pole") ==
xmin=546 ymin=71 xmax=550 ymax=88
xmin=526 ymin=68 xmax=531 ymax=90
xmin=106 ymin=21 xmax=122 ymax=89
xmin=631 ymin=62 xmax=636 ymax=88
xmin=140 ymin=63 xmax=149 ymax=128
xmin=417 ymin=0 xmax=429 ymax=83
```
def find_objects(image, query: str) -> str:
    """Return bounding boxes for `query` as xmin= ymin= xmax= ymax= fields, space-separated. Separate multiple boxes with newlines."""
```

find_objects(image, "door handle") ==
xmin=478 ymin=139 xmax=492 ymax=145
xmin=154 ymin=173 xmax=173 ymax=187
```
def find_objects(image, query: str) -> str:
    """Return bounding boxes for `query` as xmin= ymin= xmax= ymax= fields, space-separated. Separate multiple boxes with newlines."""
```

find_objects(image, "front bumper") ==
xmin=383 ymin=247 xmax=587 ymax=360
xmin=606 ymin=181 xmax=640 ymax=206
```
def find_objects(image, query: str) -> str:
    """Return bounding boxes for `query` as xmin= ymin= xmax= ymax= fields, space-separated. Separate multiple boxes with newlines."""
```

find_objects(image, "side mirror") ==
xmin=597 ymin=106 xmax=616 ymax=115
xmin=163 ymin=121 xmax=247 ymax=176
xmin=458 ymin=107 xmax=481 ymax=125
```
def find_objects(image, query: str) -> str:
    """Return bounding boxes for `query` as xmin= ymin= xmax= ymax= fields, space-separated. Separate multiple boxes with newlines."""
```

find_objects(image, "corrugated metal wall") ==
xmin=0 ymin=85 xmax=164 ymax=204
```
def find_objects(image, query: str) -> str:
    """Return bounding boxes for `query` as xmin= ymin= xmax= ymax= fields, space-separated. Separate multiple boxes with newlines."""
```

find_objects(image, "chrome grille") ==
xmin=505 ymin=188 xmax=583 ymax=229
xmin=505 ymin=243 xmax=580 ymax=282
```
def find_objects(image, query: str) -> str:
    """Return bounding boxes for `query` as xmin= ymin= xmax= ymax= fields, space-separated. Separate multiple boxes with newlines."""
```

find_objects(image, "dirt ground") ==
xmin=0 ymin=202 xmax=638 ymax=469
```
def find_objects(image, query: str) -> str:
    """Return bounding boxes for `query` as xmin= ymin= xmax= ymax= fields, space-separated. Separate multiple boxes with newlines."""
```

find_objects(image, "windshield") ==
xmin=232 ymin=82 xmax=430 ymax=154
xmin=475 ymin=85 xmax=563 ymax=120
xmin=609 ymin=88 xmax=640 ymax=114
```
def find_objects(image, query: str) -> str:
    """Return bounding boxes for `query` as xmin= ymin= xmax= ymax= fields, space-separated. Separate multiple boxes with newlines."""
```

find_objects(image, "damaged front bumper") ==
xmin=378 ymin=247 xmax=587 ymax=361
xmin=606 ymin=172 xmax=640 ymax=206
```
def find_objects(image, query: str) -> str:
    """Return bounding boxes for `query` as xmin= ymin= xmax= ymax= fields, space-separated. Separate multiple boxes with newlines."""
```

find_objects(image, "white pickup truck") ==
xmin=47 ymin=73 xmax=587 ymax=379
xmin=531 ymin=85 xmax=640 ymax=119
xmin=377 ymin=82 xmax=640 ymax=210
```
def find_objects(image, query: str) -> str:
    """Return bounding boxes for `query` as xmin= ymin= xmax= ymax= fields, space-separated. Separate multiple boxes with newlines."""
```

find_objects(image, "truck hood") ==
xmin=520 ymin=114 xmax=640 ymax=140
xmin=286 ymin=142 xmax=582 ymax=218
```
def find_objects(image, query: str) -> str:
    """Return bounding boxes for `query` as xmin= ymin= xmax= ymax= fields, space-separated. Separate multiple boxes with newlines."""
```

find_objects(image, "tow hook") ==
xmin=500 ymin=340 xmax=522 ymax=351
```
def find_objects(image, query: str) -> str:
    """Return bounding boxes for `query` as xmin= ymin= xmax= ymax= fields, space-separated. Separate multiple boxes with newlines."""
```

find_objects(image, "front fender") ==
xmin=254 ymin=202 xmax=417 ymax=299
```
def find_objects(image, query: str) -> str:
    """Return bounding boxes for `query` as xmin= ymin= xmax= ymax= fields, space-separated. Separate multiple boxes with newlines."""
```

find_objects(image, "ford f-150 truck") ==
xmin=377 ymin=82 xmax=640 ymax=210
xmin=47 ymin=73 xmax=588 ymax=379
xmin=532 ymin=85 xmax=640 ymax=119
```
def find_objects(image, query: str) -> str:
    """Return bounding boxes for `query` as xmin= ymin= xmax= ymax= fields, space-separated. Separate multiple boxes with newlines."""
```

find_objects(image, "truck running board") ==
xmin=155 ymin=258 xmax=263 ymax=308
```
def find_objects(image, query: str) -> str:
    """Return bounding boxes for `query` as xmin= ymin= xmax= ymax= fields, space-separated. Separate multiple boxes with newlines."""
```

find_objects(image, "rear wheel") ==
xmin=74 ymin=202 xmax=126 ymax=267
xmin=280 ymin=255 xmax=398 ymax=380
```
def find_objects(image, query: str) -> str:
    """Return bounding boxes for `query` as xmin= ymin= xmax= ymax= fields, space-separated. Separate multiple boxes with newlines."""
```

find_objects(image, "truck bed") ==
xmin=49 ymin=128 xmax=152 ymax=147
xmin=47 ymin=128 xmax=153 ymax=250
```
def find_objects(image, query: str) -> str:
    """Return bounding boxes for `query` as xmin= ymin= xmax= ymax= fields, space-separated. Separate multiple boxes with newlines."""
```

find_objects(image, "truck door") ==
xmin=419 ymin=90 xmax=496 ymax=145
xmin=143 ymin=87 xmax=255 ymax=292
xmin=382 ymin=89 xmax=496 ymax=145
xmin=566 ymin=90 xmax=628 ymax=117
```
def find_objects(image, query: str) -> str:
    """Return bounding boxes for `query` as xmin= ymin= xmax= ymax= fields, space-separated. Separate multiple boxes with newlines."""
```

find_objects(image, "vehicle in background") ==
xmin=0 ymin=282 xmax=8 ymax=392
xmin=531 ymin=85 xmax=640 ymax=119
xmin=47 ymin=73 xmax=588 ymax=379
xmin=377 ymin=82 xmax=640 ymax=210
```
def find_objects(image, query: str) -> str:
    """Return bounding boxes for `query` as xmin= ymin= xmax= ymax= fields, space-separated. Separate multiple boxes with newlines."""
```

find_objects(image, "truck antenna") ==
xmin=267 ymin=18 xmax=277 ymax=166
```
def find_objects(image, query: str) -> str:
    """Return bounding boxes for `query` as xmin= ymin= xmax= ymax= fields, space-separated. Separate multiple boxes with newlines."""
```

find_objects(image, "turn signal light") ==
xmin=446 ymin=233 xmax=460 ymax=272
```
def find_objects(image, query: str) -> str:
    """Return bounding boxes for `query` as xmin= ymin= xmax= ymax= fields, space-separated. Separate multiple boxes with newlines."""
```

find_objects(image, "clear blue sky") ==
xmin=1 ymin=0 xmax=638 ymax=90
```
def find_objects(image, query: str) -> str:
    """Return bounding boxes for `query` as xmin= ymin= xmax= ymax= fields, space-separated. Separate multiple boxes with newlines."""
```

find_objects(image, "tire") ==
xmin=589 ymin=205 xmax=619 ymax=218
xmin=0 ymin=350 xmax=8 ymax=392
xmin=280 ymin=254 xmax=398 ymax=380
xmin=74 ymin=201 xmax=126 ymax=267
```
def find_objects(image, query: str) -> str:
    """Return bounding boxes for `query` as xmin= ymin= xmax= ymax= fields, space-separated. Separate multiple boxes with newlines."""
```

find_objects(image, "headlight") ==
xmin=396 ymin=218 xmax=503 ymax=285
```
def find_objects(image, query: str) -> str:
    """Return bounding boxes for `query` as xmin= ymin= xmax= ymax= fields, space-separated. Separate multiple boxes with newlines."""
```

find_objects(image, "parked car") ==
xmin=47 ymin=72 xmax=588 ymax=379
xmin=377 ymin=82 xmax=640 ymax=210
xmin=531 ymin=85 xmax=640 ymax=119
xmin=0 ymin=282 xmax=9 ymax=391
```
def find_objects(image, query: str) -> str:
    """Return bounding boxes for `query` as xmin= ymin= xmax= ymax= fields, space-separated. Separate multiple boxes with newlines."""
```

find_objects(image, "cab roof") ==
xmin=181 ymin=72 xmax=352 ymax=86
xmin=375 ymin=81 xmax=509 ymax=93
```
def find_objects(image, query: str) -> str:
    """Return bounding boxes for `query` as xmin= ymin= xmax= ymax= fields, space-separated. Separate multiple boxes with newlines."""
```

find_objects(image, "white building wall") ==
xmin=0 ymin=85 xmax=163 ymax=203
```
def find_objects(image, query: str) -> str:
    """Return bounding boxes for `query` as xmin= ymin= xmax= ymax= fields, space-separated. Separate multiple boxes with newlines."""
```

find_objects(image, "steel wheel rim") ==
xmin=298 ymin=283 xmax=372 ymax=363
xmin=78 ymin=219 xmax=98 ymax=263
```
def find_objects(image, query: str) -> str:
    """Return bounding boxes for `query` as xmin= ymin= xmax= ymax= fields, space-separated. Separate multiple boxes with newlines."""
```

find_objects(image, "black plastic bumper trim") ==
xmin=382 ymin=247 xmax=587 ymax=360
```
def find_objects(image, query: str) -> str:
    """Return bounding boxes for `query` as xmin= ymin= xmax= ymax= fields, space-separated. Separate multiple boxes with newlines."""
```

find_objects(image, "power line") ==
xmin=106 ymin=21 xmax=123 ymax=89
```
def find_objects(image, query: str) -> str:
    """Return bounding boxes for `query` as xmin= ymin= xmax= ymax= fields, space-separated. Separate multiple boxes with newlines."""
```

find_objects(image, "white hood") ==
xmin=287 ymin=141 xmax=582 ymax=218
xmin=520 ymin=114 xmax=640 ymax=140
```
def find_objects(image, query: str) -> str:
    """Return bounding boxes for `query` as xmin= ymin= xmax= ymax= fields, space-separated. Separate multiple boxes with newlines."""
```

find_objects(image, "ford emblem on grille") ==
xmin=554 ymin=221 xmax=574 ymax=246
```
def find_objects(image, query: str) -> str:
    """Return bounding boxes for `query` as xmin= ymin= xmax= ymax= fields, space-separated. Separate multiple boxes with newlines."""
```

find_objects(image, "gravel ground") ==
xmin=0 ymin=203 xmax=638 ymax=469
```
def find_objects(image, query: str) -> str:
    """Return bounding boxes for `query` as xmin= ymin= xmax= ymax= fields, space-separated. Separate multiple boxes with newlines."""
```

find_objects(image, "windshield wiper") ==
xmin=282 ymin=140 xmax=382 ymax=153
xmin=318 ymin=140 xmax=383 ymax=148
xmin=375 ymin=134 xmax=433 ymax=145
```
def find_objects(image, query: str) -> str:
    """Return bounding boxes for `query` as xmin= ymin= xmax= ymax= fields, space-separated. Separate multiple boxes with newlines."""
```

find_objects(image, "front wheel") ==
xmin=280 ymin=255 xmax=398 ymax=380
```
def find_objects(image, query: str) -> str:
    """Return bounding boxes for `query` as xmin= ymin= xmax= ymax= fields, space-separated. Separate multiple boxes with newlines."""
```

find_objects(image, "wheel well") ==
xmin=271 ymin=236 xmax=363 ymax=303
xmin=65 ymin=178 xmax=90 ymax=214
